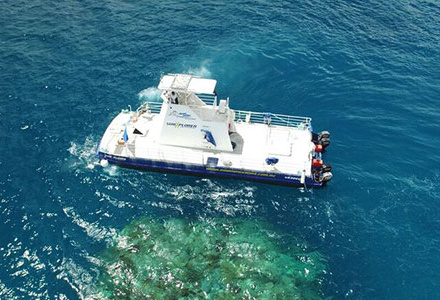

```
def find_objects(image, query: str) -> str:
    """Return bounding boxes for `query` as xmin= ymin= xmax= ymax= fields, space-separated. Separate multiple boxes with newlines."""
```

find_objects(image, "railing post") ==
xmin=246 ymin=112 xmax=251 ymax=123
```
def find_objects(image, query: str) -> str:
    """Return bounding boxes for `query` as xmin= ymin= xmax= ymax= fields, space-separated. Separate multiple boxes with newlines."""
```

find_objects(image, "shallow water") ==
xmin=1 ymin=0 xmax=440 ymax=299
xmin=93 ymin=217 xmax=326 ymax=299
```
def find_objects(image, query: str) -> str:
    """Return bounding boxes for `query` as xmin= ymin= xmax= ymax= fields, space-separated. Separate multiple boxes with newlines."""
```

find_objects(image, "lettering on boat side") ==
xmin=166 ymin=122 xmax=197 ymax=129
xmin=284 ymin=176 xmax=298 ymax=180
xmin=206 ymin=167 xmax=277 ymax=178
xmin=103 ymin=154 xmax=126 ymax=161
xmin=168 ymin=111 xmax=196 ymax=120
xmin=112 ymin=156 xmax=127 ymax=161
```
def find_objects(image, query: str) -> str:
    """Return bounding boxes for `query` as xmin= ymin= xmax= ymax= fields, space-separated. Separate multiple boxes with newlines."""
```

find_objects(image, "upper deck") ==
xmin=155 ymin=73 xmax=312 ymax=129
xmin=158 ymin=74 xmax=217 ymax=94
xmin=139 ymin=101 xmax=312 ymax=129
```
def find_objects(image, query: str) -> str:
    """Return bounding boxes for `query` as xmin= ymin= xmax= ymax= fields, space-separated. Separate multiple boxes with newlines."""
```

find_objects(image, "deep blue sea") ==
xmin=1 ymin=0 xmax=440 ymax=299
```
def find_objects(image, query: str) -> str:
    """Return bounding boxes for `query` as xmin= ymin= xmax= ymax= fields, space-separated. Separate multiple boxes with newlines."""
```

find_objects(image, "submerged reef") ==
xmin=93 ymin=217 xmax=326 ymax=299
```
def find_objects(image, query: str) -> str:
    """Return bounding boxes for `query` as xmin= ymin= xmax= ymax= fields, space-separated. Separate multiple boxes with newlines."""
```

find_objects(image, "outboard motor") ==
xmin=312 ymin=163 xmax=333 ymax=184
xmin=318 ymin=131 xmax=330 ymax=149
xmin=320 ymin=172 xmax=333 ymax=183
xmin=321 ymin=164 xmax=332 ymax=173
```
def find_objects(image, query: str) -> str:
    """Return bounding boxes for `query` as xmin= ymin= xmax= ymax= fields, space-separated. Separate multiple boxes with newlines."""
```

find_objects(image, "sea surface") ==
xmin=1 ymin=0 xmax=440 ymax=299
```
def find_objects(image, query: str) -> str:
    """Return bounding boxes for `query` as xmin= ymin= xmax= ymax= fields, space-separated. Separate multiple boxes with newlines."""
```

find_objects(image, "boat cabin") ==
xmin=156 ymin=74 xmax=237 ymax=152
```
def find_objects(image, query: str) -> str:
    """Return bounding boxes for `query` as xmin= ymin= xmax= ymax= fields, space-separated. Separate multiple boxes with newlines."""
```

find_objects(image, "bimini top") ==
xmin=158 ymin=74 xmax=217 ymax=94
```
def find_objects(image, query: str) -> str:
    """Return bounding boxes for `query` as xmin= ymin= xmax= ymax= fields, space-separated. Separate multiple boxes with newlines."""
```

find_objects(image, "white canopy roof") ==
xmin=158 ymin=74 xmax=217 ymax=94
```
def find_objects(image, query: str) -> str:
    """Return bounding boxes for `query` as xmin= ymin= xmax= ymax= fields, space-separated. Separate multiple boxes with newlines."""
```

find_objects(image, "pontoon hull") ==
xmin=98 ymin=152 xmax=323 ymax=188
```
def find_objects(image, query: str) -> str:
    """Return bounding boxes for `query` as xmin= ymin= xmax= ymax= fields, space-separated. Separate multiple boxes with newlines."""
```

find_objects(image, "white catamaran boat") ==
xmin=97 ymin=74 xmax=332 ymax=187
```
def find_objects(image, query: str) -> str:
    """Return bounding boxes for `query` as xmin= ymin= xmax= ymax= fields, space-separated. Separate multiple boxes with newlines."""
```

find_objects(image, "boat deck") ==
xmin=99 ymin=109 xmax=315 ymax=177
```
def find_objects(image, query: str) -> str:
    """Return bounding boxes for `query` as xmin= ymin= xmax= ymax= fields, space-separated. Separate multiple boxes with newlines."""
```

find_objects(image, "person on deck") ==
xmin=171 ymin=91 xmax=179 ymax=104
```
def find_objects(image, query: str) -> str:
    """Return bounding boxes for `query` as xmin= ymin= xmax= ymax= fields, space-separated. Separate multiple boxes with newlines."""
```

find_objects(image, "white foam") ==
xmin=187 ymin=61 xmax=212 ymax=78
xmin=150 ymin=178 xmax=257 ymax=216
xmin=56 ymin=257 xmax=96 ymax=299
xmin=103 ymin=165 xmax=119 ymax=177
xmin=62 ymin=207 xmax=116 ymax=244
xmin=67 ymin=135 xmax=99 ymax=172
xmin=0 ymin=279 xmax=17 ymax=298
xmin=186 ymin=60 xmax=212 ymax=78
xmin=138 ymin=87 xmax=161 ymax=102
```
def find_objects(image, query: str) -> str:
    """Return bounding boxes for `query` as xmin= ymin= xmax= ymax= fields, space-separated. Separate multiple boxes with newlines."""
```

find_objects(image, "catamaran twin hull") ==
xmin=97 ymin=74 xmax=332 ymax=188
xmin=98 ymin=152 xmax=324 ymax=187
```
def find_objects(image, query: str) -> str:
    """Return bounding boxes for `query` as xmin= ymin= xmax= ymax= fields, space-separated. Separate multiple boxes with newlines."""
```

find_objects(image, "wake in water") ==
xmin=153 ymin=178 xmax=257 ymax=217
xmin=67 ymin=135 xmax=119 ymax=177
xmin=67 ymin=135 xmax=99 ymax=170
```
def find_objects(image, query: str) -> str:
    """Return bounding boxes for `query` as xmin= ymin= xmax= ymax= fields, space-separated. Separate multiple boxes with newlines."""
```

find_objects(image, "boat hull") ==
xmin=98 ymin=152 xmax=323 ymax=188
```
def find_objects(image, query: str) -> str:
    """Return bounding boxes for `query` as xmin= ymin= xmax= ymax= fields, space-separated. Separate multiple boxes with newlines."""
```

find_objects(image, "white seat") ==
xmin=218 ymin=99 xmax=227 ymax=114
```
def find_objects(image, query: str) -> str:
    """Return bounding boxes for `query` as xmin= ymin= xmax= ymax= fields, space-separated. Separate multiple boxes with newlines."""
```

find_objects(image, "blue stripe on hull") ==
xmin=98 ymin=152 xmax=323 ymax=188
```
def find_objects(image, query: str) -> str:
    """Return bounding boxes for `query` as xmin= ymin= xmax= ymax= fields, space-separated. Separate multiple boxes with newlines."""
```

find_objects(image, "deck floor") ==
xmin=100 ymin=112 xmax=314 ymax=176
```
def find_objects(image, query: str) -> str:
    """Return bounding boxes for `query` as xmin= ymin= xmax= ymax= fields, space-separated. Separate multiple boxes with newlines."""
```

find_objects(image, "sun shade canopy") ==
xmin=158 ymin=74 xmax=217 ymax=94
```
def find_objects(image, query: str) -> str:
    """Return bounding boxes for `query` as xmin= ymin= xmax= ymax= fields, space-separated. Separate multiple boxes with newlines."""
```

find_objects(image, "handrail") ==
xmin=233 ymin=109 xmax=311 ymax=128
xmin=138 ymin=101 xmax=312 ymax=128
xmin=196 ymin=93 xmax=216 ymax=106
xmin=137 ymin=101 xmax=162 ymax=114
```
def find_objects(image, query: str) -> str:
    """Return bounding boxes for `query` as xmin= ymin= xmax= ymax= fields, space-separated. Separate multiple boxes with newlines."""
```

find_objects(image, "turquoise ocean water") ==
xmin=1 ymin=0 xmax=440 ymax=299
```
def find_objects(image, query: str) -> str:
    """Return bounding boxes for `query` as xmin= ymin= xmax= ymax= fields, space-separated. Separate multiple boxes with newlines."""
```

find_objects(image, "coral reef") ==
xmin=93 ymin=217 xmax=326 ymax=299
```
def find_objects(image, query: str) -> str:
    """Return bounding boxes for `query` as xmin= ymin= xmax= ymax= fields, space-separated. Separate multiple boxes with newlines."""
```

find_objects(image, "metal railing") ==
xmin=233 ymin=109 xmax=311 ymax=128
xmin=137 ymin=101 xmax=162 ymax=114
xmin=196 ymin=93 xmax=216 ymax=106
xmin=137 ymin=101 xmax=311 ymax=129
